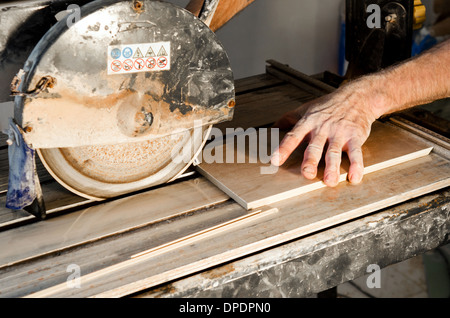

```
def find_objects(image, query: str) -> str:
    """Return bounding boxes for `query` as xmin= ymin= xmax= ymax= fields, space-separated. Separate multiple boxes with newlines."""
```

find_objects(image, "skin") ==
xmin=271 ymin=39 xmax=450 ymax=187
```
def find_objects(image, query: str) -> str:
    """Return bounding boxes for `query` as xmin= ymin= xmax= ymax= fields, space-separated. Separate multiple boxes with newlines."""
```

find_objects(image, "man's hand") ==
xmin=270 ymin=82 xmax=378 ymax=187
xmin=270 ymin=39 xmax=449 ymax=187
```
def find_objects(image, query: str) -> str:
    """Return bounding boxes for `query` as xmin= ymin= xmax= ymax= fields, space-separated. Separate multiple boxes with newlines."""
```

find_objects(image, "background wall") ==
xmin=171 ymin=0 xmax=343 ymax=79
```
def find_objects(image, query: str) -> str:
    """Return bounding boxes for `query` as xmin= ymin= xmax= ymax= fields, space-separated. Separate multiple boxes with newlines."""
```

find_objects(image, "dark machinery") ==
xmin=345 ymin=0 xmax=426 ymax=78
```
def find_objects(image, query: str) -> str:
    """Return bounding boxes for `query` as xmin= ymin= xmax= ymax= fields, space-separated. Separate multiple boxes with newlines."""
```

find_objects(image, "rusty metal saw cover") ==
xmin=14 ymin=0 xmax=235 ymax=149
xmin=10 ymin=0 xmax=235 ymax=200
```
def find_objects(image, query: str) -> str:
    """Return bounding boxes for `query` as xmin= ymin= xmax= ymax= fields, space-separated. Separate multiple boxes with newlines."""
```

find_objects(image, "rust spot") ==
xmin=201 ymin=263 xmax=235 ymax=280
xmin=24 ymin=126 xmax=33 ymax=133
xmin=144 ymin=283 xmax=177 ymax=297
xmin=45 ymin=76 xmax=56 ymax=89
xmin=133 ymin=0 xmax=144 ymax=13
xmin=228 ymin=99 xmax=236 ymax=108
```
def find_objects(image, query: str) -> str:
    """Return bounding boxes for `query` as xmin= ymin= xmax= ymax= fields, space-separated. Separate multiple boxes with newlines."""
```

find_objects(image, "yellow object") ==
xmin=414 ymin=0 xmax=426 ymax=30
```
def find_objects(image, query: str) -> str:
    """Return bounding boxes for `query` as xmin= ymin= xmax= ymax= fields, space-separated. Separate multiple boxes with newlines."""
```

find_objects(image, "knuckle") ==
xmin=303 ymin=157 xmax=319 ymax=167
xmin=305 ymin=144 xmax=323 ymax=155
xmin=348 ymin=147 xmax=363 ymax=157
xmin=326 ymin=148 xmax=342 ymax=158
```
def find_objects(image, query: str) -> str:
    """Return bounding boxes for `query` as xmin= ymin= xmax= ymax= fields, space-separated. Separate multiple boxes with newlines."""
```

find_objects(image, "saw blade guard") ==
xmin=13 ymin=0 xmax=235 ymax=149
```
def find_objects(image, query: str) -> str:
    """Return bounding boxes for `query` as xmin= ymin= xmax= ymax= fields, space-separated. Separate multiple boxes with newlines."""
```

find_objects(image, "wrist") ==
xmin=343 ymin=73 xmax=393 ymax=120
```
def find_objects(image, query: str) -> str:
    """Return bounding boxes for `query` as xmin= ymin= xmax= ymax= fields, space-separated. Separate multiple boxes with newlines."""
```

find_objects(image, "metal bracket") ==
xmin=5 ymin=119 xmax=46 ymax=220
xmin=23 ymin=175 xmax=47 ymax=220
xmin=11 ymin=74 xmax=56 ymax=97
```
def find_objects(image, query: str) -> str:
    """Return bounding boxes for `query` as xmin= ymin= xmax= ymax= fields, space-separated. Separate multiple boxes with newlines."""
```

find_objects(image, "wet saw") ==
xmin=5 ymin=0 xmax=240 ymax=218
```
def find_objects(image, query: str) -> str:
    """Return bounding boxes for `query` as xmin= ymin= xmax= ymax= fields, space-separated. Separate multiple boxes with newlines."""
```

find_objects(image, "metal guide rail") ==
xmin=0 ymin=64 xmax=449 ymax=298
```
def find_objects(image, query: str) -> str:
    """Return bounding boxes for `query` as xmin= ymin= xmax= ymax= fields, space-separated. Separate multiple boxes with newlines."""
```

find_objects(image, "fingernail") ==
xmin=303 ymin=165 xmax=315 ymax=178
xmin=324 ymin=173 xmax=337 ymax=186
xmin=349 ymin=172 xmax=362 ymax=184
xmin=271 ymin=153 xmax=281 ymax=166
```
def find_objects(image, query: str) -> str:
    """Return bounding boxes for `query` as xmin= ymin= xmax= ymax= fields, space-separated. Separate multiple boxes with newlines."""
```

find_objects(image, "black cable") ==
xmin=348 ymin=281 xmax=377 ymax=298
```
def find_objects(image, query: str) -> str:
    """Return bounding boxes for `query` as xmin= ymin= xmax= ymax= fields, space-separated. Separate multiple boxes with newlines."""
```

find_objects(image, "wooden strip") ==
xmin=208 ymin=0 xmax=256 ymax=32
xmin=131 ymin=207 xmax=278 ymax=259
xmin=234 ymin=74 xmax=284 ymax=95
xmin=0 ymin=177 xmax=229 ymax=268
xmin=22 ymin=153 xmax=450 ymax=298
xmin=196 ymin=121 xmax=433 ymax=209
xmin=390 ymin=117 xmax=450 ymax=151
xmin=185 ymin=0 xmax=204 ymax=16
xmin=266 ymin=60 xmax=336 ymax=93
xmin=266 ymin=66 xmax=325 ymax=97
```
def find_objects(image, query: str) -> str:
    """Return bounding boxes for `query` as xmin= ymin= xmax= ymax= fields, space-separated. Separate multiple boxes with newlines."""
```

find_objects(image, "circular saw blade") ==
xmin=38 ymin=126 xmax=210 ymax=200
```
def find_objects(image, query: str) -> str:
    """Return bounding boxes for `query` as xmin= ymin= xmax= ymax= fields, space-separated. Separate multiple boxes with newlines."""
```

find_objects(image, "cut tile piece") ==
xmin=197 ymin=121 xmax=433 ymax=209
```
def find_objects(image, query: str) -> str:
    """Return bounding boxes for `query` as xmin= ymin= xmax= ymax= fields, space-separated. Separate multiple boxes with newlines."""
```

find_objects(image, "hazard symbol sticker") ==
xmin=108 ymin=42 xmax=170 ymax=75
xmin=146 ymin=58 xmax=156 ymax=69
xmin=145 ymin=47 xmax=156 ymax=58
xmin=158 ymin=45 xmax=168 ymax=57
xmin=123 ymin=59 xmax=133 ymax=72
xmin=157 ymin=57 xmax=168 ymax=68
xmin=134 ymin=58 xmax=145 ymax=71
xmin=110 ymin=60 xmax=122 ymax=72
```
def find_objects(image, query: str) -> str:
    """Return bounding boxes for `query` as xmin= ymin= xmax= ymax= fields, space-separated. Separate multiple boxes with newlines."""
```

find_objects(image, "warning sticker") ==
xmin=110 ymin=60 xmax=122 ymax=72
xmin=158 ymin=45 xmax=168 ymax=57
xmin=133 ymin=48 xmax=144 ymax=59
xmin=146 ymin=58 xmax=156 ymax=69
xmin=108 ymin=42 xmax=170 ymax=75
xmin=123 ymin=59 xmax=133 ymax=72
xmin=145 ymin=47 xmax=156 ymax=58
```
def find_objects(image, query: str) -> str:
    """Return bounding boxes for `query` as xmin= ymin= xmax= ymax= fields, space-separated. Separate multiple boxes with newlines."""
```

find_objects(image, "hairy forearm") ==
xmin=273 ymin=41 xmax=449 ymax=187
xmin=345 ymin=39 xmax=450 ymax=119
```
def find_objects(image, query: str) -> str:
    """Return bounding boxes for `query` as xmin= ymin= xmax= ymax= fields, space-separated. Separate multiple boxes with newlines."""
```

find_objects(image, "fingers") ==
xmin=271 ymin=122 xmax=309 ymax=166
xmin=301 ymin=134 xmax=327 ymax=180
xmin=346 ymin=139 xmax=364 ymax=184
xmin=323 ymin=140 xmax=344 ymax=187
xmin=270 ymin=100 xmax=368 ymax=188
xmin=322 ymin=138 xmax=365 ymax=186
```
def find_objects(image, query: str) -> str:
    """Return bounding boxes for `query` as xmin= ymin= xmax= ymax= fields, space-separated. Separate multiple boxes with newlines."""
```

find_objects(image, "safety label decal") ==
xmin=108 ymin=42 xmax=170 ymax=75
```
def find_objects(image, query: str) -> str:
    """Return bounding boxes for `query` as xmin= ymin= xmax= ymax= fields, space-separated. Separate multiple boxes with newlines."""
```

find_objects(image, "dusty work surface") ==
xmin=2 ymin=151 xmax=447 ymax=297
xmin=0 ymin=69 xmax=449 ymax=298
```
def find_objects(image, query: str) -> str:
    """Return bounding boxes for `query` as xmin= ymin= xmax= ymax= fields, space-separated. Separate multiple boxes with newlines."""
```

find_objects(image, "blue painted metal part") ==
xmin=5 ymin=118 xmax=37 ymax=210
